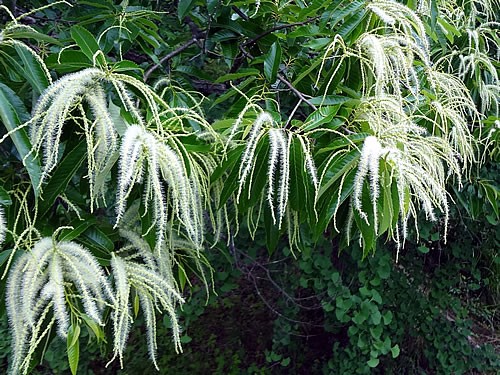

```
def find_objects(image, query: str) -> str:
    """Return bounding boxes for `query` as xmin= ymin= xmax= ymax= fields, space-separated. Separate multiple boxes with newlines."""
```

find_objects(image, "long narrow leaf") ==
xmin=0 ymin=83 xmax=41 ymax=195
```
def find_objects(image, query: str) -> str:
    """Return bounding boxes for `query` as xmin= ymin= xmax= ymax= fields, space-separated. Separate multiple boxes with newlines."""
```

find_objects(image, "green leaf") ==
xmin=280 ymin=357 xmax=291 ymax=366
xmin=353 ymin=182 xmax=376 ymax=254
xmin=0 ymin=186 xmax=12 ymax=206
xmin=367 ymin=357 xmax=379 ymax=368
xmin=180 ymin=334 xmax=192 ymax=344
xmin=211 ymin=145 xmax=244 ymax=183
xmin=371 ymin=289 xmax=382 ymax=304
xmin=178 ymin=0 xmax=196 ymax=20
xmin=318 ymin=148 xmax=360 ymax=197
xmin=5 ymin=29 xmax=59 ymax=45
xmin=67 ymin=324 xmax=80 ymax=375
xmin=81 ymin=227 xmax=114 ymax=252
xmin=13 ymin=44 xmax=50 ymax=95
xmin=178 ymin=266 xmax=187 ymax=292
xmin=263 ymin=42 xmax=282 ymax=83
xmin=59 ymin=218 xmax=97 ymax=242
xmin=39 ymin=140 xmax=87 ymax=217
xmin=304 ymin=37 xmax=332 ymax=50
xmin=383 ymin=311 xmax=393 ymax=325
xmin=418 ymin=246 xmax=429 ymax=254
xmin=480 ymin=182 xmax=499 ymax=218
xmin=370 ymin=309 xmax=382 ymax=325
xmin=309 ymin=95 xmax=351 ymax=106
xmin=337 ymin=8 xmax=366 ymax=39
xmin=288 ymin=137 xmax=309 ymax=212
xmin=317 ymin=133 xmax=368 ymax=155
xmin=0 ymin=83 xmax=42 ymax=195
xmin=264 ymin=205 xmax=281 ymax=254
xmin=218 ymin=159 xmax=242 ymax=208
xmin=215 ymin=68 xmax=261 ymax=83
xmin=134 ymin=293 xmax=140 ymax=318
xmin=302 ymin=106 xmax=341 ymax=132
xmin=79 ymin=227 xmax=114 ymax=265
xmin=46 ymin=51 xmax=93 ymax=73
xmin=212 ymin=77 xmax=256 ymax=107
xmin=81 ymin=314 xmax=104 ymax=341
xmin=238 ymin=137 xmax=270 ymax=211
xmin=316 ymin=167 xmax=356 ymax=236
xmin=112 ymin=60 xmax=143 ymax=73
xmin=70 ymin=25 xmax=106 ymax=66
xmin=0 ymin=249 xmax=13 ymax=268
xmin=391 ymin=344 xmax=400 ymax=358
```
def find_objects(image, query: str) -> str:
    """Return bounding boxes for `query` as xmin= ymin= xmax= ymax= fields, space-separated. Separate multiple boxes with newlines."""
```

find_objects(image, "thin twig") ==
xmin=285 ymin=99 xmax=303 ymax=129
xmin=143 ymin=38 xmax=197 ymax=82
xmin=242 ymin=16 xmax=319 ymax=48
xmin=229 ymin=16 xmax=318 ymax=73
xmin=231 ymin=5 xmax=249 ymax=21
xmin=234 ymin=247 xmax=323 ymax=311
xmin=277 ymin=74 xmax=317 ymax=111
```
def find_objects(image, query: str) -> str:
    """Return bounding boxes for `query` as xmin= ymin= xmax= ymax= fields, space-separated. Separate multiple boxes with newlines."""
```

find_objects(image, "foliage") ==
xmin=0 ymin=0 xmax=498 ymax=373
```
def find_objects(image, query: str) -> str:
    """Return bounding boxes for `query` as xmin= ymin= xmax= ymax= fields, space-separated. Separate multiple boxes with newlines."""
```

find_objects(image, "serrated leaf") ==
xmin=59 ymin=218 xmax=97 ymax=242
xmin=134 ymin=293 xmax=140 ymax=318
xmin=309 ymin=95 xmax=351 ymax=106
xmin=318 ymin=148 xmax=360 ymax=197
xmin=302 ymin=106 xmax=341 ymax=132
xmin=336 ymin=4 xmax=366 ymax=38
xmin=215 ymin=68 xmax=260 ymax=83
xmin=81 ymin=314 xmax=103 ymax=341
xmin=39 ymin=140 xmax=87 ymax=217
xmin=316 ymin=167 xmax=356 ymax=235
xmin=71 ymin=25 xmax=105 ymax=66
xmin=67 ymin=324 xmax=80 ymax=375
xmin=211 ymin=145 xmax=244 ymax=183
xmin=238 ymin=137 xmax=270 ymax=211
xmin=178 ymin=266 xmax=187 ymax=292
xmin=46 ymin=50 xmax=93 ymax=73
xmin=13 ymin=44 xmax=50 ymax=95
xmin=264 ymin=205 xmax=281 ymax=254
xmin=353 ymin=182 xmax=376 ymax=254
xmin=178 ymin=0 xmax=196 ymax=20
xmin=112 ymin=60 xmax=143 ymax=73
xmin=212 ymin=77 xmax=256 ymax=107
xmin=0 ymin=186 xmax=12 ymax=206
xmin=5 ymin=29 xmax=59 ymax=44
xmin=0 ymin=249 xmax=12 ymax=268
xmin=0 ymin=83 xmax=41 ymax=195
xmin=263 ymin=42 xmax=281 ymax=83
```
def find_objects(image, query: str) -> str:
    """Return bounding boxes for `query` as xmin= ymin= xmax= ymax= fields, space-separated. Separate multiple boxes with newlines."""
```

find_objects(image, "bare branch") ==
xmin=143 ymin=38 xmax=197 ymax=82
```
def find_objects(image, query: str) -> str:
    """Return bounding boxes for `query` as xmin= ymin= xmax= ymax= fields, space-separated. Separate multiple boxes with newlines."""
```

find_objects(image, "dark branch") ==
xmin=143 ymin=38 xmax=197 ymax=82
xmin=278 ymin=74 xmax=317 ymax=111
xmin=231 ymin=5 xmax=249 ymax=21
xmin=242 ymin=16 xmax=319 ymax=48
xmin=230 ymin=16 xmax=318 ymax=73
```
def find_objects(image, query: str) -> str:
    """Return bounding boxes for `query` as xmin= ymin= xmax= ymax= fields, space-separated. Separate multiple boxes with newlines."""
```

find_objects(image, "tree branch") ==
xmin=143 ymin=38 xmax=197 ymax=82
xmin=278 ymin=74 xmax=317 ymax=111
xmin=242 ymin=16 xmax=319 ymax=48
xmin=229 ymin=16 xmax=319 ymax=73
